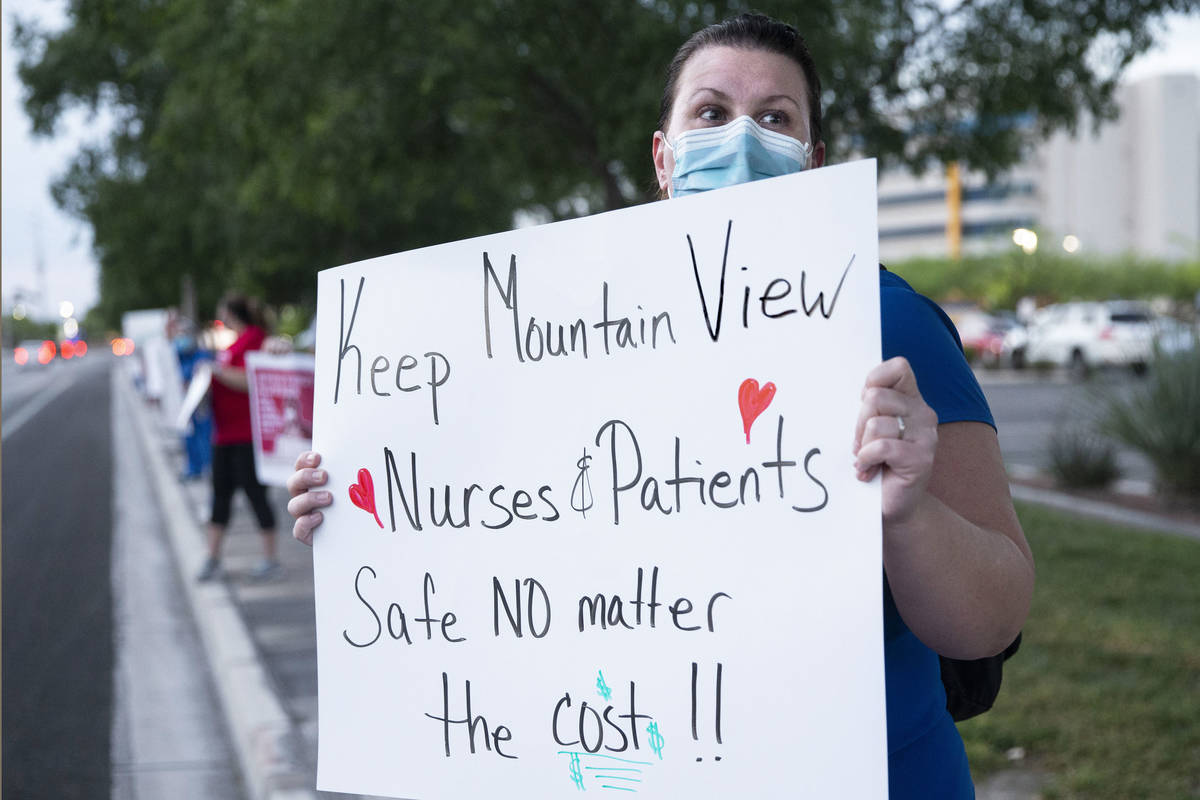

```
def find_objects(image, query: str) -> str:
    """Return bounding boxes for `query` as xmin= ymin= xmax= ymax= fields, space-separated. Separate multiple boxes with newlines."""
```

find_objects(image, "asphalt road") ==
xmin=3 ymin=353 xmax=115 ymax=798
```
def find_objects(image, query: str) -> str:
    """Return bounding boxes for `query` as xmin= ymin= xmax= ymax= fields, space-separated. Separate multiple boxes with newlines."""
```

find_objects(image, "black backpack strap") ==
xmin=940 ymin=632 xmax=1022 ymax=722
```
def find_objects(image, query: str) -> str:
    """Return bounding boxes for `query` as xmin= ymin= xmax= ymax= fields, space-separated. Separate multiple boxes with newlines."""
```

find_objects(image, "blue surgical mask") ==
xmin=666 ymin=115 xmax=812 ymax=197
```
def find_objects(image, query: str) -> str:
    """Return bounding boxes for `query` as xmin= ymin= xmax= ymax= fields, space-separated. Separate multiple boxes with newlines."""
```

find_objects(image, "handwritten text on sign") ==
xmin=312 ymin=161 xmax=887 ymax=799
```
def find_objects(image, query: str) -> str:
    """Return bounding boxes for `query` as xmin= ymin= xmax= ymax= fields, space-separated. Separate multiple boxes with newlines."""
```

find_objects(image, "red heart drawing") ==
xmin=738 ymin=378 xmax=776 ymax=444
xmin=348 ymin=467 xmax=383 ymax=529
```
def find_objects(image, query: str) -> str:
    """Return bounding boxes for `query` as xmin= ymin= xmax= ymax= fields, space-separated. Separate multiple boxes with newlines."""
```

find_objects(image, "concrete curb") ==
xmin=1010 ymin=482 xmax=1200 ymax=540
xmin=122 ymin=374 xmax=318 ymax=800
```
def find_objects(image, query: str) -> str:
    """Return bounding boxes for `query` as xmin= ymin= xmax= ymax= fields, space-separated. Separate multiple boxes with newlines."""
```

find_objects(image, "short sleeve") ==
xmin=227 ymin=326 xmax=266 ymax=369
xmin=880 ymin=271 xmax=994 ymax=429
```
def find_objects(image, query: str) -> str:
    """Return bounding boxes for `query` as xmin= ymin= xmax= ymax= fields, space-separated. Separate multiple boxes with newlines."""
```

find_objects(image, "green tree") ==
xmin=14 ymin=0 xmax=1196 ymax=325
xmin=2 ymin=315 xmax=59 ymax=348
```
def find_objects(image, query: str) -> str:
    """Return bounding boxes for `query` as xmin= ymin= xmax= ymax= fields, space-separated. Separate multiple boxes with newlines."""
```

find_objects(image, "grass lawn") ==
xmin=958 ymin=502 xmax=1200 ymax=798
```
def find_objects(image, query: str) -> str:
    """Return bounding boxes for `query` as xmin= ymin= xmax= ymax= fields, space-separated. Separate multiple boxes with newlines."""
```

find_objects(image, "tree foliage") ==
xmin=14 ymin=0 xmax=1196 ymax=325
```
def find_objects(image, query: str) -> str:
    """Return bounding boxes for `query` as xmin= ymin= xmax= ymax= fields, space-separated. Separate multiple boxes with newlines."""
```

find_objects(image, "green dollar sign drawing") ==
xmin=646 ymin=722 xmax=665 ymax=759
xmin=596 ymin=670 xmax=612 ymax=701
xmin=568 ymin=752 xmax=585 ymax=790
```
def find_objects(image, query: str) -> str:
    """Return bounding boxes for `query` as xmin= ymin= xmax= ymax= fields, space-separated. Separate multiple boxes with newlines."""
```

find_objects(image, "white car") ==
xmin=1011 ymin=301 xmax=1156 ymax=375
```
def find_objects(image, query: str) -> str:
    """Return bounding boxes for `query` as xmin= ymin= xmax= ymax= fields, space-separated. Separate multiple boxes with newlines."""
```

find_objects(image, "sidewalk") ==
xmin=124 ymin=374 xmax=347 ymax=800
xmin=174 ymin=471 xmax=326 ymax=793
xmin=125 ymin=373 xmax=1198 ymax=800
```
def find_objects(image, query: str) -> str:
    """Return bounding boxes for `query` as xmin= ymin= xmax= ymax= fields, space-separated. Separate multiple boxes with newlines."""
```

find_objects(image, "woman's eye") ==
xmin=699 ymin=107 xmax=725 ymax=123
xmin=759 ymin=111 xmax=787 ymax=126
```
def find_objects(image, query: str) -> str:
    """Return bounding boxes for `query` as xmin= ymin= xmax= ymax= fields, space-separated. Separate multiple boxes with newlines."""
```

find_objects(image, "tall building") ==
xmin=877 ymin=73 xmax=1200 ymax=262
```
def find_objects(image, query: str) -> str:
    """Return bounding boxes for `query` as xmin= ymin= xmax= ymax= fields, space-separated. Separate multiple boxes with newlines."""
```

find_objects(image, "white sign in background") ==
xmin=312 ymin=160 xmax=885 ymax=799
xmin=246 ymin=351 xmax=316 ymax=487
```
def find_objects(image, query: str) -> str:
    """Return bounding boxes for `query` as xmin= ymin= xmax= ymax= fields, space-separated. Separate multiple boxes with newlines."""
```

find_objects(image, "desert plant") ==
xmin=1046 ymin=426 xmax=1120 ymax=489
xmin=1101 ymin=345 xmax=1200 ymax=503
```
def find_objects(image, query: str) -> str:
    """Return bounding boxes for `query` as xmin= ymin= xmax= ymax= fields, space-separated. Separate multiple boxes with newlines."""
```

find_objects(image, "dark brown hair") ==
xmin=218 ymin=292 xmax=264 ymax=328
xmin=656 ymin=13 xmax=823 ymax=145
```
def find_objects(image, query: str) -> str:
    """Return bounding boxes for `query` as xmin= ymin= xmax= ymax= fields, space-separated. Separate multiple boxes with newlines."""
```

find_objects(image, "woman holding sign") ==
xmin=288 ymin=13 xmax=1033 ymax=798
xmin=199 ymin=293 xmax=282 ymax=581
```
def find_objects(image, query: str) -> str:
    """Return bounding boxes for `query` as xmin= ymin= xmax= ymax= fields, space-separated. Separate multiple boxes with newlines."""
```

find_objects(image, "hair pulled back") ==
xmin=219 ymin=292 xmax=264 ymax=329
xmin=656 ymin=13 xmax=823 ymax=145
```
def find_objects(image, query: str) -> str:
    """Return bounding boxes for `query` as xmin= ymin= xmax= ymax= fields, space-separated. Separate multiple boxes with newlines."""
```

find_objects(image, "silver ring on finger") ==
xmin=896 ymin=415 xmax=907 ymax=439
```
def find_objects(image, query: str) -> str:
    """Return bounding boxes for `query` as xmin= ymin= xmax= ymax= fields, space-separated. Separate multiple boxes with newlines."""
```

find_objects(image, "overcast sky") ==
xmin=3 ymin=2 xmax=1198 ymax=320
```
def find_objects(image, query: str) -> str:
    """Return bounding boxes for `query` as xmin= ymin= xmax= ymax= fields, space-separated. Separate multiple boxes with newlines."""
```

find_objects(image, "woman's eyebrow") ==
xmin=759 ymin=93 xmax=803 ymax=110
xmin=686 ymin=87 xmax=733 ymax=103
xmin=686 ymin=87 xmax=803 ymax=110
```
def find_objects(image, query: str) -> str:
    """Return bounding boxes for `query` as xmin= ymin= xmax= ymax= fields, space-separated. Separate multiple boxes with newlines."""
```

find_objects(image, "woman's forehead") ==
xmin=675 ymin=45 xmax=809 ymax=108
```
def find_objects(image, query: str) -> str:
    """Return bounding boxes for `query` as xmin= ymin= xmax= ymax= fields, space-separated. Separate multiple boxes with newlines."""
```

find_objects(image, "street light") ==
xmin=1062 ymin=234 xmax=1081 ymax=254
xmin=63 ymin=318 xmax=79 ymax=338
xmin=59 ymin=300 xmax=74 ymax=319
xmin=1012 ymin=228 xmax=1038 ymax=255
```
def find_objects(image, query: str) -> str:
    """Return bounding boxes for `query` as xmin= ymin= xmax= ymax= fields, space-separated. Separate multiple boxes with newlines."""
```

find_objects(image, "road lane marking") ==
xmin=1 ymin=369 xmax=82 ymax=441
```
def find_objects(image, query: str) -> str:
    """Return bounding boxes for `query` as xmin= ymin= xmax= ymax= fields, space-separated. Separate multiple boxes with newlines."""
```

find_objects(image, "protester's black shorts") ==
xmin=210 ymin=442 xmax=276 ymax=529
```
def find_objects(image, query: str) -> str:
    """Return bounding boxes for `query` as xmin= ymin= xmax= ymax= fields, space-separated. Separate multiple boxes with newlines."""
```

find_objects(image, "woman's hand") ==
xmin=852 ymin=357 xmax=939 ymax=524
xmin=287 ymin=451 xmax=332 ymax=546
xmin=853 ymin=357 xmax=1034 ymax=659
xmin=263 ymin=335 xmax=294 ymax=355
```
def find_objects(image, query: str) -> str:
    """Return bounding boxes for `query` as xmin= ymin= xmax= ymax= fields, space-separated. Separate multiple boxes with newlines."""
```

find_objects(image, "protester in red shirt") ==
xmin=197 ymin=293 xmax=280 ymax=581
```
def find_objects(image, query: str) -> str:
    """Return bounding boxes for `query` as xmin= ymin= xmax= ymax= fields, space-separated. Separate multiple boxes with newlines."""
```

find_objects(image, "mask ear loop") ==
xmin=797 ymin=140 xmax=813 ymax=170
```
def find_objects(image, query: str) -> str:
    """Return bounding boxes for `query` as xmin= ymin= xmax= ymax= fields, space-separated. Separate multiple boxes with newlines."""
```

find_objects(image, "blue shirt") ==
xmin=880 ymin=269 xmax=994 ymax=799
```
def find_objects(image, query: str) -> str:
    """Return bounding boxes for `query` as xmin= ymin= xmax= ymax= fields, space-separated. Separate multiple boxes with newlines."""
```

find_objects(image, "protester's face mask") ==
xmin=665 ymin=115 xmax=812 ymax=198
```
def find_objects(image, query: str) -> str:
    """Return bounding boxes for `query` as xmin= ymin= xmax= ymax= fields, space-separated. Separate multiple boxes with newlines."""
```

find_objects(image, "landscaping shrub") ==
xmin=892 ymin=251 xmax=1200 ymax=311
xmin=1046 ymin=426 xmax=1120 ymax=489
xmin=1101 ymin=344 xmax=1200 ymax=504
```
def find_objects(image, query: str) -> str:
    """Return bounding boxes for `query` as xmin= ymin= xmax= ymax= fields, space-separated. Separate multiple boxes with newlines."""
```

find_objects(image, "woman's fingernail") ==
xmin=313 ymin=469 xmax=326 ymax=482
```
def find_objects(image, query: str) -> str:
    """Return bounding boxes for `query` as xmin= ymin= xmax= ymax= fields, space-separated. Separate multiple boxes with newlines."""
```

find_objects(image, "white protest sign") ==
xmin=312 ymin=160 xmax=885 ymax=799
xmin=246 ymin=351 xmax=316 ymax=486
xmin=174 ymin=361 xmax=212 ymax=433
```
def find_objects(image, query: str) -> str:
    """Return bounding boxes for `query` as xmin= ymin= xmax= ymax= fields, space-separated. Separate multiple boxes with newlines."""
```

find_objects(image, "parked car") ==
xmin=12 ymin=339 xmax=56 ymax=368
xmin=1001 ymin=323 xmax=1029 ymax=367
xmin=946 ymin=304 xmax=1009 ymax=366
xmin=1009 ymin=301 xmax=1156 ymax=376
xmin=970 ymin=313 xmax=1022 ymax=368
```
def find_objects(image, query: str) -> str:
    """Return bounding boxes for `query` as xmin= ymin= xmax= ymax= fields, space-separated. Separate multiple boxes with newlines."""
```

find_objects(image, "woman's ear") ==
xmin=652 ymin=131 xmax=671 ymax=196
xmin=811 ymin=140 xmax=826 ymax=169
